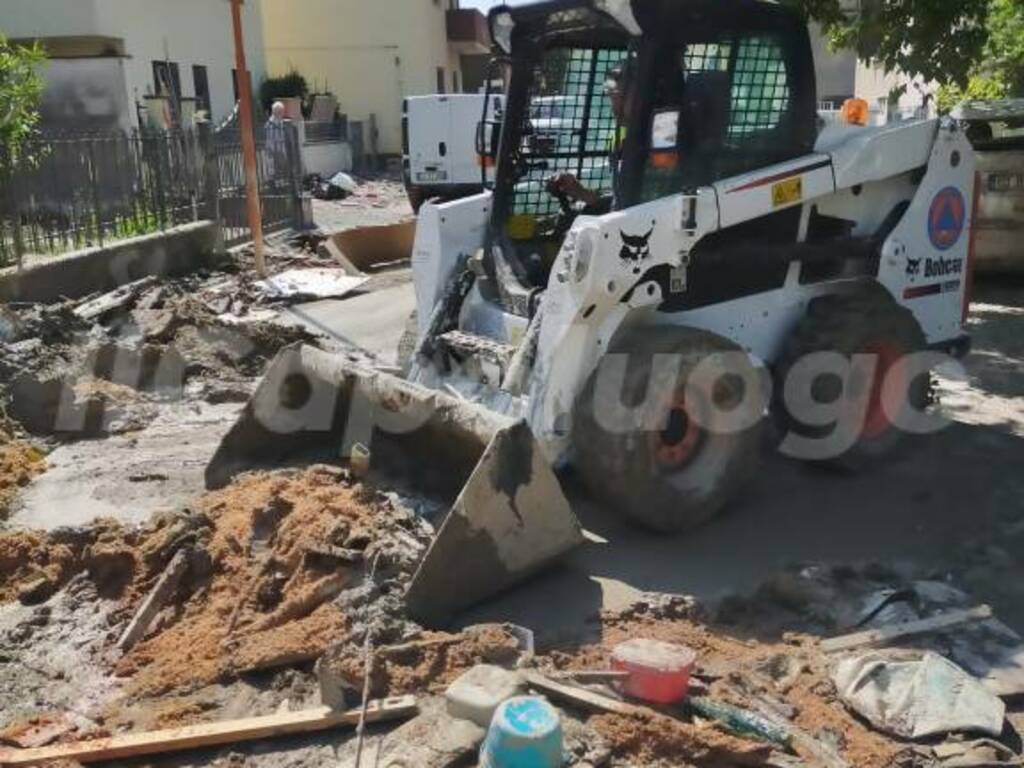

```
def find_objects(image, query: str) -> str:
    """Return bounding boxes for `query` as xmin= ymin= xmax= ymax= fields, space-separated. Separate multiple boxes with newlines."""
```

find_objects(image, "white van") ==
xmin=402 ymin=94 xmax=501 ymax=210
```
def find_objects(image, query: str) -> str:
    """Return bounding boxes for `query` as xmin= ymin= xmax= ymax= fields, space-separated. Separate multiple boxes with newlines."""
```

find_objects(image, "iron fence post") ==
xmin=87 ymin=138 xmax=104 ymax=248
xmin=284 ymin=122 xmax=305 ymax=229
xmin=198 ymin=121 xmax=224 ymax=252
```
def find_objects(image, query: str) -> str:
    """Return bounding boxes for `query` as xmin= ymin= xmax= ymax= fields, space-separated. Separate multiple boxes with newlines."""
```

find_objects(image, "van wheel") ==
xmin=773 ymin=284 xmax=929 ymax=468
xmin=406 ymin=187 xmax=425 ymax=213
xmin=573 ymin=326 xmax=764 ymax=533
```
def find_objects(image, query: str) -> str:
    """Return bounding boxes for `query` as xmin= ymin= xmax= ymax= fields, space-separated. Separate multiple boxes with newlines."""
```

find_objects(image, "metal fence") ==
xmin=0 ymin=130 xmax=206 ymax=267
xmin=0 ymin=120 xmax=305 ymax=267
xmin=213 ymin=121 xmax=304 ymax=247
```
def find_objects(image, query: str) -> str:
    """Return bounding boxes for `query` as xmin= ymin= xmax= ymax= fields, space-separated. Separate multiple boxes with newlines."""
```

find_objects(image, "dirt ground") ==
xmin=1 ymin=188 xmax=1023 ymax=767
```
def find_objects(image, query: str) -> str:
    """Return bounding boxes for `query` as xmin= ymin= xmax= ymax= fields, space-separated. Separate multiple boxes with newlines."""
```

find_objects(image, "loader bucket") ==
xmin=205 ymin=344 xmax=582 ymax=625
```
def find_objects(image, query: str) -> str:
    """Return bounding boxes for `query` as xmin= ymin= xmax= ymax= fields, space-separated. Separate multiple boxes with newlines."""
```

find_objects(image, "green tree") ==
xmin=979 ymin=0 xmax=1024 ymax=94
xmin=0 ymin=34 xmax=45 ymax=151
xmin=786 ymin=0 xmax=992 ymax=89
xmin=934 ymin=0 xmax=1024 ymax=111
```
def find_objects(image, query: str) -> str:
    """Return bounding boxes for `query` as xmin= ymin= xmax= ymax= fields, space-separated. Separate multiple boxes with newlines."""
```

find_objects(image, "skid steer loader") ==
xmin=208 ymin=0 xmax=977 ymax=625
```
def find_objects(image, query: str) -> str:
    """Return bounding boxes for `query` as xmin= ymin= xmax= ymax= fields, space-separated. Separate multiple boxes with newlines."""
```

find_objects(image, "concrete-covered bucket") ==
xmin=205 ymin=344 xmax=583 ymax=626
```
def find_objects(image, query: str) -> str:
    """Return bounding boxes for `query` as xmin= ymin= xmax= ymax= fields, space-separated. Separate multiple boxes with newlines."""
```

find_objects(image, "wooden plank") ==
xmin=820 ymin=605 xmax=993 ymax=654
xmin=117 ymin=549 xmax=189 ymax=652
xmin=549 ymin=670 xmax=631 ymax=683
xmin=521 ymin=671 xmax=639 ymax=716
xmin=0 ymin=697 xmax=416 ymax=767
xmin=73 ymin=277 xmax=158 ymax=322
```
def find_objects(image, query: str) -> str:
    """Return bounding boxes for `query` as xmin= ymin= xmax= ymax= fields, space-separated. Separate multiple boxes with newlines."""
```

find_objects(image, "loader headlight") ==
xmin=574 ymin=230 xmax=595 ymax=283
xmin=489 ymin=9 xmax=515 ymax=55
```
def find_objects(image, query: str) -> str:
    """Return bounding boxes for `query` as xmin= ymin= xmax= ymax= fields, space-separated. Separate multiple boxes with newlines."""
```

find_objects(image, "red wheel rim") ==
xmin=655 ymin=391 xmax=703 ymax=469
xmin=860 ymin=340 xmax=904 ymax=441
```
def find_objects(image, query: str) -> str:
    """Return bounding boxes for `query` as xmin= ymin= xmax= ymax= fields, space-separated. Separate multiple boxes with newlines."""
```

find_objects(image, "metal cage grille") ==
xmin=512 ymin=46 xmax=626 ymax=219
xmin=640 ymin=34 xmax=794 ymax=201
xmin=729 ymin=36 xmax=791 ymax=139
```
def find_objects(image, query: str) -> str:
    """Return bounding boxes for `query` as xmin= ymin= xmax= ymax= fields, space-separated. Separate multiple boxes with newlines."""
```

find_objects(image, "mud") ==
xmin=539 ymin=596 xmax=901 ymax=768
xmin=0 ymin=519 xmax=143 ymax=604
xmin=592 ymin=711 xmax=772 ymax=767
xmin=116 ymin=465 xmax=430 ymax=699
xmin=321 ymin=624 xmax=524 ymax=700
xmin=0 ymin=424 xmax=45 ymax=519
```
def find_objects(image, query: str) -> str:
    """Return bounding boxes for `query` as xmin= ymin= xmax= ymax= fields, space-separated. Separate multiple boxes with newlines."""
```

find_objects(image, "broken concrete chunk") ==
xmin=832 ymin=650 xmax=1006 ymax=740
xmin=336 ymin=700 xmax=484 ymax=768
xmin=445 ymin=664 xmax=525 ymax=728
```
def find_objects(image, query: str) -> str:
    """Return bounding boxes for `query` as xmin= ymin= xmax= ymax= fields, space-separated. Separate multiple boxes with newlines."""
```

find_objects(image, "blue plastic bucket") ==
xmin=480 ymin=695 xmax=564 ymax=768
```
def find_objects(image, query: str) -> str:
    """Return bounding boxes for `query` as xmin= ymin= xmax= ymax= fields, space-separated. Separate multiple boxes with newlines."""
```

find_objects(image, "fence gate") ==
xmin=212 ymin=120 xmax=304 ymax=247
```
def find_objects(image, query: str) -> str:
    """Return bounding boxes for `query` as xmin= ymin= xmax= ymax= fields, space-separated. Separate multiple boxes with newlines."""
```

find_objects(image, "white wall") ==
xmin=809 ymin=22 xmax=857 ymax=104
xmin=0 ymin=0 xmax=266 ymax=126
xmin=0 ymin=0 xmax=101 ymax=37
xmin=261 ymin=0 xmax=455 ymax=155
xmin=855 ymin=60 xmax=936 ymax=120
xmin=93 ymin=0 xmax=266 ymax=125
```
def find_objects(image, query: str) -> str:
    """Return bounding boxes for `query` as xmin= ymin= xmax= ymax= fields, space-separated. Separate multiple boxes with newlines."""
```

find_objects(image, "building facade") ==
xmin=0 ymin=0 xmax=266 ymax=131
xmin=260 ymin=0 xmax=489 ymax=156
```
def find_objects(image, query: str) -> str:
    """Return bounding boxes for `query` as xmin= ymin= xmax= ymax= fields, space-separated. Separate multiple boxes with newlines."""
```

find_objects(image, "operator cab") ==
xmin=482 ymin=0 xmax=817 ymax=301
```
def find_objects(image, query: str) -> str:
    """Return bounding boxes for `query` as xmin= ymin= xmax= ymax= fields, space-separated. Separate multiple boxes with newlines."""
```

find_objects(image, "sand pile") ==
xmin=116 ymin=465 xmax=428 ymax=698
xmin=323 ymin=624 xmax=524 ymax=700
xmin=0 ymin=519 xmax=140 ymax=604
xmin=0 ymin=426 xmax=45 ymax=519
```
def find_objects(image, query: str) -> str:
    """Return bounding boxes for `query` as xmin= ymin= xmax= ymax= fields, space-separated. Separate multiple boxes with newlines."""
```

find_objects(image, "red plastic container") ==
xmin=611 ymin=638 xmax=697 ymax=705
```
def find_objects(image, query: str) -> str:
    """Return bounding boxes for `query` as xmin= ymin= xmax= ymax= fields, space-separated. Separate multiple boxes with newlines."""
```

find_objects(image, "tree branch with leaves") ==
xmin=0 ymin=34 xmax=45 ymax=152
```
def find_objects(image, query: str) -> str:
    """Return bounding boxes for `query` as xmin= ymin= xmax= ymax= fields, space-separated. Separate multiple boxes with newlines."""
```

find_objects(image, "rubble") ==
xmin=0 ymin=211 xmax=1022 ymax=768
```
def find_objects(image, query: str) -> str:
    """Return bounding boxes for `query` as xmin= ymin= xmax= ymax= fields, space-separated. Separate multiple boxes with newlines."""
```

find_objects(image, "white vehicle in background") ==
xmin=402 ymin=94 xmax=501 ymax=211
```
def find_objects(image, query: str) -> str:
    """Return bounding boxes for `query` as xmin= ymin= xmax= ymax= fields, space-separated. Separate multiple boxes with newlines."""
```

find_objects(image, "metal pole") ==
xmin=229 ymin=0 xmax=267 ymax=276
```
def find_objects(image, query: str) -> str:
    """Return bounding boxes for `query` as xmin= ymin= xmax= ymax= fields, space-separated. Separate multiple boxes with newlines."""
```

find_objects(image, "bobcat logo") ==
xmin=619 ymin=228 xmax=654 ymax=263
xmin=906 ymin=256 xmax=922 ymax=280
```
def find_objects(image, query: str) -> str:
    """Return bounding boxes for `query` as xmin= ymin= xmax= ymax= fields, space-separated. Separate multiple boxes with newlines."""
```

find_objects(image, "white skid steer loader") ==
xmin=208 ymin=0 xmax=977 ymax=625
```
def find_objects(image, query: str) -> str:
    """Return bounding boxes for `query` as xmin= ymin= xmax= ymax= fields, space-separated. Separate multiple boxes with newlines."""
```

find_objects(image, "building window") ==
xmin=436 ymin=67 xmax=446 ymax=94
xmin=193 ymin=65 xmax=211 ymax=115
xmin=153 ymin=61 xmax=181 ymax=101
xmin=452 ymin=70 xmax=460 ymax=93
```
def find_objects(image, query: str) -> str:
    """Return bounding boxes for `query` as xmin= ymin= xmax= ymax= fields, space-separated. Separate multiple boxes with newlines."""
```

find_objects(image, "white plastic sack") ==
xmin=255 ymin=268 xmax=367 ymax=301
xmin=833 ymin=651 xmax=1006 ymax=740
xmin=328 ymin=172 xmax=359 ymax=194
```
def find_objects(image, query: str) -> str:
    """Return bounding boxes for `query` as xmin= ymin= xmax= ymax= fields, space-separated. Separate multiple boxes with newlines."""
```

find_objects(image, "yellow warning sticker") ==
xmin=772 ymin=177 xmax=803 ymax=208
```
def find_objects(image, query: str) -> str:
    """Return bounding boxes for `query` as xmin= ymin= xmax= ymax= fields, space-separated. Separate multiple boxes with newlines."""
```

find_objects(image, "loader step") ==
xmin=438 ymin=331 xmax=516 ymax=370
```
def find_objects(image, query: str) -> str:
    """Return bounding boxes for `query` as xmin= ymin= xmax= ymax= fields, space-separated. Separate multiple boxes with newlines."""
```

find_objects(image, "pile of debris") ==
xmin=5 ymin=487 xmax=1022 ymax=768
xmin=0 ymin=263 xmax=321 ymax=441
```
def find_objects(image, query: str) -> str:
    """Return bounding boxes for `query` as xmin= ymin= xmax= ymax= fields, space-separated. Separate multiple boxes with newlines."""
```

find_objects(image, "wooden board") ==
xmin=0 ymin=697 xmax=416 ymax=767
xmin=820 ymin=605 xmax=993 ymax=654
xmin=521 ymin=671 xmax=639 ymax=716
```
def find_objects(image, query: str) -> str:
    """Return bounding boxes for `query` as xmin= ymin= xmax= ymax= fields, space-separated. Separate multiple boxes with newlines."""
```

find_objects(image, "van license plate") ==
xmin=416 ymin=170 xmax=448 ymax=182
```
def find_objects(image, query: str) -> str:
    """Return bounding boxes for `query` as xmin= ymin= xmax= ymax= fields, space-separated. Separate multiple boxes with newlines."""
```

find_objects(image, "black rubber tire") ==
xmin=573 ymin=326 xmax=764 ymax=533
xmin=772 ymin=284 xmax=929 ymax=469
xmin=396 ymin=309 xmax=419 ymax=376
xmin=406 ymin=186 xmax=426 ymax=213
